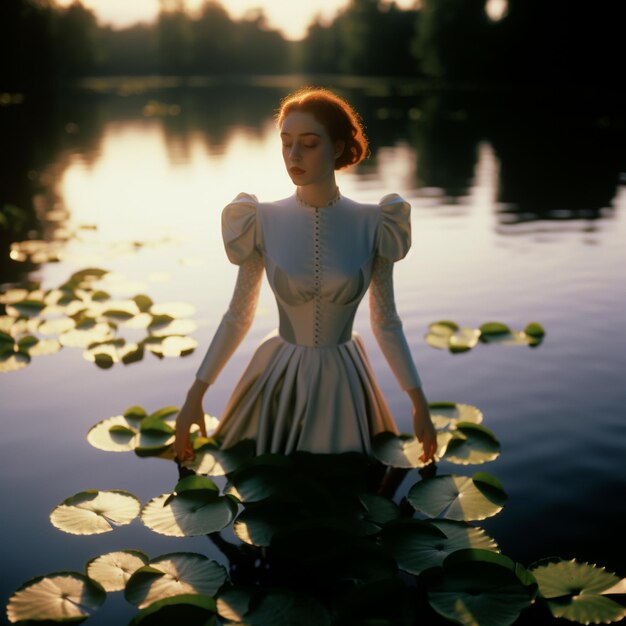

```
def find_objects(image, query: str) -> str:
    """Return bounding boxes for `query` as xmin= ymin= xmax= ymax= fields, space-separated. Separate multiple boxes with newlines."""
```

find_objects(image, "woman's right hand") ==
xmin=175 ymin=380 xmax=209 ymax=463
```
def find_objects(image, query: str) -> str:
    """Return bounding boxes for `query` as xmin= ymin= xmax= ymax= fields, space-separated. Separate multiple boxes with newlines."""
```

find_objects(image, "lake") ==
xmin=1 ymin=78 xmax=625 ymax=625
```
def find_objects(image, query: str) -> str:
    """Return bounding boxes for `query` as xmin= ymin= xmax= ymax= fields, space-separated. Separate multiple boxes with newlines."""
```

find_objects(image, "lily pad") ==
xmin=7 ymin=571 xmax=106 ymax=623
xmin=87 ymin=410 xmax=146 ymax=452
xmin=5 ymin=298 xmax=47 ymax=318
xmin=59 ymin=323 xmax=115 ymax=348
xmin=141 ymin=486 xmax=237 ymax=537
xmin=427 ymin=549 xmax=537 ymax=626
xmin=430 ymin=402 xmax=483 ymax=431
xmin=150 ymin=302 xmax=196 ymax=318
xmin=233 ymin=499 xmax=295 ymax=547
xmin=150 ymin=318 xmax=198 ymax=337
xmin=530 ymin=558 xmax=626 ymax=624
xmin=442 ymin=423 xmax=501 ymax=465
xmin=372 ymin=431 xmax=453 ymax=468
xmin=0 ymin=350 xmax=30 ymax=373
xmin=407 ymin=472 xmax=507 ymax=521
xmin=27 ymin=338 xmax=62 ymax=356
xmin=124 ymin=552 xmax=227 ymax=609
xmin=86 ymin=550 xmax=149 ymax=592
xmin=38 ymin=317 xmax=76 ymax=335
xmin=129 ymin=594 xmax=217 ymax=625
xmin=242 ymin=589 xmax=331 ymax=626
xmin=425 ymin=321 xmax=481 ymax=353
xmin=50 ymin=489 xmax=141 ymax=535
xmin=380 ymin=519 xmax=499 ymax=575
xmin=145 ymin=335 xmax=198 ymax=357
xmin=186 ymin=437 xmax=255 ymax=475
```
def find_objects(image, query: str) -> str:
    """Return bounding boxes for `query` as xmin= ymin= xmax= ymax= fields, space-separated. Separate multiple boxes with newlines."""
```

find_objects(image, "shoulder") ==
xmin=221 ymin=192 xmax=261 ymax=265
xmin=376 ymin=193 xmax=412 ymax=262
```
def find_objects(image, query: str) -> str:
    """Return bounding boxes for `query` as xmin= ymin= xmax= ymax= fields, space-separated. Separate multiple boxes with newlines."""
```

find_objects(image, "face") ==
xmin=280 ymin=111 xmax=343 ymax=186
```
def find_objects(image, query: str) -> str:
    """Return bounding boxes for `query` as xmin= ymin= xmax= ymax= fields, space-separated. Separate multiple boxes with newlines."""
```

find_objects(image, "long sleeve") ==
xmin=369 ymin=254 xmax=422 ymax=390
xmin=195 ymin=253 xmax=264 ymax=384
xmin=195 ymin=192 xmax=263 ymax=385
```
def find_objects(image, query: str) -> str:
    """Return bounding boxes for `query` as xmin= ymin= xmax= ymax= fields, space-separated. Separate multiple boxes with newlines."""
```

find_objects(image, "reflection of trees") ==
xmin=407 ymin=93 xmax=481 ymax=198
xmin=0 ymin=90 xmax=104 ymax=283
xmin=489 ymin=106 xmax=624 ymax=225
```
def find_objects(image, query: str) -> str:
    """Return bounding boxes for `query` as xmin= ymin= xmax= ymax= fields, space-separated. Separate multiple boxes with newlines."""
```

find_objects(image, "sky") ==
xmin=55 ymin=0 xmax=420 ymax=41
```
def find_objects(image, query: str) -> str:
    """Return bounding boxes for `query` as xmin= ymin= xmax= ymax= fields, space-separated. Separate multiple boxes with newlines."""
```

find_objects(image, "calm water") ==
xmin=1 ymin=80 xmax=625 ymax=624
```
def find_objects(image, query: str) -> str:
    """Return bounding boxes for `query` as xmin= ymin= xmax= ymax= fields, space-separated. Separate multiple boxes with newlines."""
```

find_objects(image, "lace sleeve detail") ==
xmin=369 ymin=255 xmax=422 ymax=390
xmin=195 ymin=253 xmax=264 ymax=384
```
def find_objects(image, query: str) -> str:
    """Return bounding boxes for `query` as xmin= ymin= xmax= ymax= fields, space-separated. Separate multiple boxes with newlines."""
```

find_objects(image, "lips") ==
xmin=289 ymin=167 xmax=305 ymax=176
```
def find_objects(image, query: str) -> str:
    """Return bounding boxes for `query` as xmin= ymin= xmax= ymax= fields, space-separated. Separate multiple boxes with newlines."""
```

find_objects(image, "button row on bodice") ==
xmin=313 ymin=208 xmax=321 ymax=345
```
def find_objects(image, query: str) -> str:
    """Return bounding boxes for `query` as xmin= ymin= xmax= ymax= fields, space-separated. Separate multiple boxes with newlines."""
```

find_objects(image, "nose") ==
xmin=289 ymin=143 xmax=302 ymax=161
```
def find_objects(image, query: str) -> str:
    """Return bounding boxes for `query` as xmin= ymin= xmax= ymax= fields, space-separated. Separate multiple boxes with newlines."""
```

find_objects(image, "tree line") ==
xmin=1 ymin=0 xmax=622 ymax=90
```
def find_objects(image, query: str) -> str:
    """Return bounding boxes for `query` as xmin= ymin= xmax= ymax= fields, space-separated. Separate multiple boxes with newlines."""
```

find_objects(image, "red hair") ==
xmin=275 ymin=87 xmax=369 ymax=170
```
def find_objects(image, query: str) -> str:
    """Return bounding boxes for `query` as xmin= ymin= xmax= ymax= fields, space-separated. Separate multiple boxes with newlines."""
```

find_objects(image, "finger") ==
xmin=199 ymin=415 xmax=207 ymax=438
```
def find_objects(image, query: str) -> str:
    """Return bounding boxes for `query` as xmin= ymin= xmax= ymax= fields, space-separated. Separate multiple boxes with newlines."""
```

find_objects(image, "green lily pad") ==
xmin=27 ymin=338 xmax=62 ymax=356
xmin=371 ymin=431 xmax=453 ymax=468
xmin=0 ymin=350 xmax=30 ymax=373
xmin=129 ymin=594 xmax=217 ymax=625
xmin=150 ymin=302 xmax=196 ymax=318
xmin=430 ymin=402 xmax=483 ymax=431
xmin=123 ymin=312 xmax=153 ymax=329
xmin=133 ymin=294 xmax=154 ymax=312
xmin=50 ymin=489 xmax=141 ymax=535
xmin=59 ymin=323 xmax=114 ymax=348
xmin=6 ymin=571 xmax=106 ymax=623
xmin=38 ymin=317 xmax=76 ymax=335
xmin=86 ymin=550 xmax=149 ymax=592
xmin=141 ymin=489 xmax=237 ymax=537
xmin=407 ymin=472 xmax=507 ymax=521
xmin=0 ymin=288 xmax=29 ymax=304
xmin=150 ymin=318 xmax=198 ymax=338
xmin=120 ymin=342 xmax=145 ymax=364
xmin=5 ymin=298 xmax=47 ymax=318
xmin=185 ymin=435 xmax=252 ymax=477
xmin=242 ymin=589 xmax=331 ymax=626
xmin=427 ymin=549 xmax=537 ymax=626
xmin=425 ymin=321 xmax=481 ymax=353
xmin=479 ymin=322 xmax=512 ymax=336
xmin=217 ymin=586 xmax=253 ymax=622
xmin=87 ymin=412 xmax=145 ymax=452
xmin=359 ymin=492 xmax=400 ymax=525
xmin=524 ymin=322 xmax=546 ymax=338
xmin=124 ymin=552 xmax=227 ymax=609
xmin=442 ymin=423 xmax=501 ymax=465
xmin=145 ymin=335 xmax=198 ymax=357
xmin=530 ymin=558 xmax=626 ymax=624
xmin=233 ymin=499 xmax=295 ymax=547
xmin=380 ymin=519 xmax=499 ymax=575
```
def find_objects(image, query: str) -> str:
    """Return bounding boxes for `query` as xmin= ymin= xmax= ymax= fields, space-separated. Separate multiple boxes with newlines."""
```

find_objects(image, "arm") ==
xmin=369 ymin=255 xmax=437 ymax=462
xmin=175 ymin=253 xmax=264 ymax=461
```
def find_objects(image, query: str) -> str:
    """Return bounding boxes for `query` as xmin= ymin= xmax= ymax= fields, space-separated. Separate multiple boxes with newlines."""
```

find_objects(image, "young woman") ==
xmin=175 ymin=87 xmax=437 ymax=463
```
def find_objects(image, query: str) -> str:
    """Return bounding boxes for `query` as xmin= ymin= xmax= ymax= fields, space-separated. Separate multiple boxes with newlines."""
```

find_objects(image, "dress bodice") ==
xmin=223 ymin=192 xmax=411 ymax=347
xmin=197 ymin=190 xmax=421 ymax=392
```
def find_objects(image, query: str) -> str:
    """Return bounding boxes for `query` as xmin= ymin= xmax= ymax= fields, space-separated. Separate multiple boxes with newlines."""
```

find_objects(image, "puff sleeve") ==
xmin=195 ymin=194 xmax=264 ymax=385
xmin=369 ymin=194 xmax=422 ymax=390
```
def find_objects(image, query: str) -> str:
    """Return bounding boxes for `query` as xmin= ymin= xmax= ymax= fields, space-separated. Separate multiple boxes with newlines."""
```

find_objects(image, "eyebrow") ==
xmin=280 ymin=132 xmax=321 ymax=138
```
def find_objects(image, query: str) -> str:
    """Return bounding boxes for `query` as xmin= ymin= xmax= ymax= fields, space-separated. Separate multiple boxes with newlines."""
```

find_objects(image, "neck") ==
xmin=296 ymin=179 xmax=339 ymax=208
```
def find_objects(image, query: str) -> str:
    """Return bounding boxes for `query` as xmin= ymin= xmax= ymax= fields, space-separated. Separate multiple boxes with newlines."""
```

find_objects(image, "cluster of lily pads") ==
xmin=7 ymin=402 xmax=626 ymax=625
xmin=425 ymin=320 xmax=546 ymax=353
xmin=0 ymin=268 xmax=198 ymax=373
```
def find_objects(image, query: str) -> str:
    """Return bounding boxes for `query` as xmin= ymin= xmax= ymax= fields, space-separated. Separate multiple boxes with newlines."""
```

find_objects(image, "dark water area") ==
xmin=1 ymin=78 xmax=625 ymax=625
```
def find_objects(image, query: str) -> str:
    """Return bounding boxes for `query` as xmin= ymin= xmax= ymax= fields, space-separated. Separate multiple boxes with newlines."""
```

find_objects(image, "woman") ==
xmin=175 ymin=87 xmax=437 ymax=463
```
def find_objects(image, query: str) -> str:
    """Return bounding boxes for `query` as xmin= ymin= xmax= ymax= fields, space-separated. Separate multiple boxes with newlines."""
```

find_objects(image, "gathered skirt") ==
xmin=212 ymin=330 xmax=400 ymax=455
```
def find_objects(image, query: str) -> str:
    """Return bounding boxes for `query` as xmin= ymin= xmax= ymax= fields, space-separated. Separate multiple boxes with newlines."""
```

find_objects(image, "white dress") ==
xmin=196 ymin=191 xmax=422 ymax=455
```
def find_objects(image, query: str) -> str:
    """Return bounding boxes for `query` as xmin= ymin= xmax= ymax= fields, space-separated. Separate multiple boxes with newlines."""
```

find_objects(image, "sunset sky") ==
xmin=55 ymin=0 xmax=421 ymax=40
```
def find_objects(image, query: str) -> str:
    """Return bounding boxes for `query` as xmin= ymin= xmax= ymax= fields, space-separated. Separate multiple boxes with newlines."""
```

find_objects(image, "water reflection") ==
xmin=2 ymin=83 xmax=625 ymax=286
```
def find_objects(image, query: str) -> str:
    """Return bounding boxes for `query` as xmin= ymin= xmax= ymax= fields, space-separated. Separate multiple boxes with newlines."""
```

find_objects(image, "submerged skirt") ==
xmin=212 ymin=330 xmax=400 ymax=455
